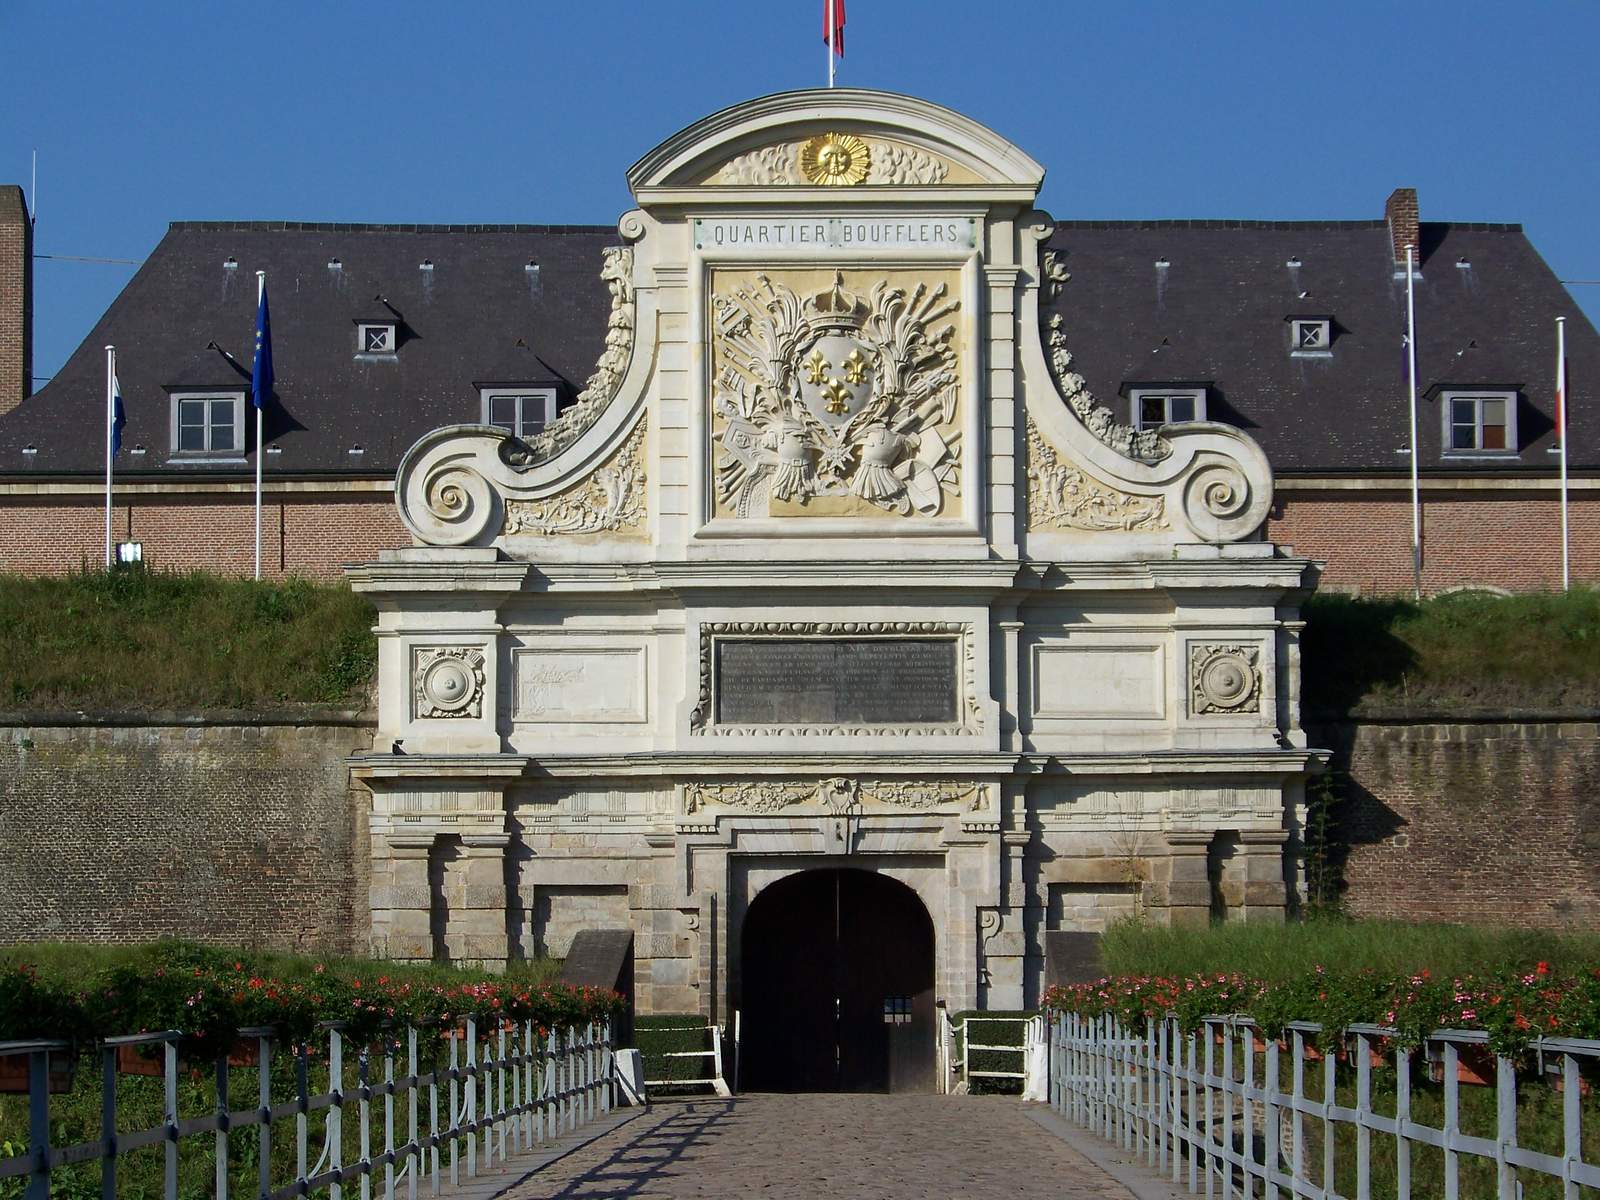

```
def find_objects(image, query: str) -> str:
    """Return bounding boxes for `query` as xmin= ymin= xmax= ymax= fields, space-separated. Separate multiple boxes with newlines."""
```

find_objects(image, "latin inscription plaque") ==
xmin=715 ymin=638 xmax=958 ymax=725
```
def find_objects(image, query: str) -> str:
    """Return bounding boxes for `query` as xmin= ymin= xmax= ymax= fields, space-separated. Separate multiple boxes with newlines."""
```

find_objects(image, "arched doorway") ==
xmin=739 ymin=868 xmax=935 ymax=1092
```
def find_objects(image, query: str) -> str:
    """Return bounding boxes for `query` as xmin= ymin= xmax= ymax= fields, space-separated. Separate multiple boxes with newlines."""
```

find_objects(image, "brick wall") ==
xmin=0 ymin=490 xmax=409 ymax=578
xmin=1269 ymin=489 xmax=1600 ymax=595
xmin=0 ymin=185 xmax=30 ymax=417
xmin=1320 ymin=717 xmax=1600 ymax=928
xmin=0 ymin=717 xmax=375 ymax=951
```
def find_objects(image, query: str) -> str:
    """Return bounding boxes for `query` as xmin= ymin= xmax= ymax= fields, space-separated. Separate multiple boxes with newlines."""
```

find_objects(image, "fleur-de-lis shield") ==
xmin=797 ymin=334 xmax=874 ymax=429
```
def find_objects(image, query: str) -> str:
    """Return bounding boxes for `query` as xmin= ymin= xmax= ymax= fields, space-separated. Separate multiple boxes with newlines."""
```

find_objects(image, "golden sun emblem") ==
xmin=799 ymin=133 xmax=871 ymax=186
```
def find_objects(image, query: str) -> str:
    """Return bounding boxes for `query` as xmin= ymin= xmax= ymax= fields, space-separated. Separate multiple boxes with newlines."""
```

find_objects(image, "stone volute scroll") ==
xmin=1019 ymin=214 xmax=1275 ymax=545
xmin=393 ymin=219 xmax=651 ymax=549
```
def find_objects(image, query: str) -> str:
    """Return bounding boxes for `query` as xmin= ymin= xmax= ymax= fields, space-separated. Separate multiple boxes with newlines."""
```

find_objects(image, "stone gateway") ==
xmin=348 ymin=89 xmax=1323 ymax=1091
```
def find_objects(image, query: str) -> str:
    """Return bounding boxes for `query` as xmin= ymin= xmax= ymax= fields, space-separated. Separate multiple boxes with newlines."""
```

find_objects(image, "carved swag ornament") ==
xmin=713 ymin=272 xmax=961 ymax=517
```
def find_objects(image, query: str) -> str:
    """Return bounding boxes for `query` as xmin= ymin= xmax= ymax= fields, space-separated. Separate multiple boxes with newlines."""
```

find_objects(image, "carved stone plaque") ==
xmin=715 ymin=638 xmax=958 ymax=725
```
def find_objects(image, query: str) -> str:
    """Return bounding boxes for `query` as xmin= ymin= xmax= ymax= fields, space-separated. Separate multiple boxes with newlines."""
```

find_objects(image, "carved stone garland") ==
xmin=502 ymin=417 xmax=646 ymax=537
xmin=1038 ymin=248 xmax=1170 ymax=465
xmin=1025 ymin=416 xmax=1167 ymax=532
xmin=690 ymin=620 xmax=982 ymax=735
xmin=504 ymin=244 xmax=635 ymax=467
xmin=683 ymin=777 xmax=987 ymax=814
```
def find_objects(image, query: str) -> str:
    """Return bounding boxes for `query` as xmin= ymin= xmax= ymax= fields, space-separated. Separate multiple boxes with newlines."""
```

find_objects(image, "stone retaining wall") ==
xmin=1318 ymin=715 xmax=1600 ymax=927
xmin=0 ymin=714 xmax=373 ymax=951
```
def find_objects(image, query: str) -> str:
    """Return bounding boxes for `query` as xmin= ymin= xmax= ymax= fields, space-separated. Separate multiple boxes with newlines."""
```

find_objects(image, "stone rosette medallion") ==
xmin=1189 ymin=644 xmax=1262 ymax=715
xmin=413 ymin=647 xmax=486 ymax=720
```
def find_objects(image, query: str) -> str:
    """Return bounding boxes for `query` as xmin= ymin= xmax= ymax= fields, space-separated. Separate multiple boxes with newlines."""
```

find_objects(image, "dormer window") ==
xmin=1129 ymin=388 xmax=1205 ymax=431
xmin=1443 ymin=391 xmax=1517 ymax=456
xmin=356 ymin=322 xmax=397 ymax=356
xmin=1290 ymin=318 xmax=1332 ymax=355
xmin=169 ymin=391 xmax=245 ymax=457
xmin=481 ymin=387 xmax=557 ymax=438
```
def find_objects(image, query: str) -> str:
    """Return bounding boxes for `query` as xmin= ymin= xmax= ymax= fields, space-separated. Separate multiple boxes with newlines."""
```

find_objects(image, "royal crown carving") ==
xmin=711 ymin=269 xmax=962 ymax=519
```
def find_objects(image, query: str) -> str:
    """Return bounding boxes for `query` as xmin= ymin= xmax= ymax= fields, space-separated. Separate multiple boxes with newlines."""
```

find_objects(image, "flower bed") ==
xmin=1043 ymin=961 xmax=1600 ymax=1057
xmin=0 ymin=941 xmax=623 ymax=1050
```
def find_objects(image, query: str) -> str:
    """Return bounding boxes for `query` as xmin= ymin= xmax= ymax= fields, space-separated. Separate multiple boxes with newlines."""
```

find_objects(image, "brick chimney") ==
xmin=1385 ymin=187 xmax=1419 ymax=267
xmin=0 ymin=185 xmax=32 ymax=417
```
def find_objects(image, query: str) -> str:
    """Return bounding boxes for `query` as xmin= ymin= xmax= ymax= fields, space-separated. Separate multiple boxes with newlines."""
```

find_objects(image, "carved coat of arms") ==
xmin=712 ymin=271 xmax=960 ymax=517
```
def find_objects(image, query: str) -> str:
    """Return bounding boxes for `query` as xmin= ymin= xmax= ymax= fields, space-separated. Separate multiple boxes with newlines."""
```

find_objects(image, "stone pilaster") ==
xmin=1238 ymin=829 xmax=1290 ymax=922
xmin=369 ymin=835 xmax=435 ymax=964
xmin=442 ymin=834 xmax=511 ymax=969
xmin=1159 ymin=832 xmax=1214 ymax=929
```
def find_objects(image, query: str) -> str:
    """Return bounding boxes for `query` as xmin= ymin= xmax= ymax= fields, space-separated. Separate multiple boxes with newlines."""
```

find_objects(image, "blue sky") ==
xmin=5 ymin=0 xmax=1598 ymax=384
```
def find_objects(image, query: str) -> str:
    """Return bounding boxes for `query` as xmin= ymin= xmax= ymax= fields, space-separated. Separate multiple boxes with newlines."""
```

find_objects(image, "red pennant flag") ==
xmin=824 ymin=0 xmax=845 ymax=57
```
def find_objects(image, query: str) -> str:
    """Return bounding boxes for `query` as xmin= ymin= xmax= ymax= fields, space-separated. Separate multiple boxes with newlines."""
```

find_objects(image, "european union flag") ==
xmin=111 ymin=373 xmax=125 ymax=454
xmin=251 ymin=283 xmax=273 ymax=411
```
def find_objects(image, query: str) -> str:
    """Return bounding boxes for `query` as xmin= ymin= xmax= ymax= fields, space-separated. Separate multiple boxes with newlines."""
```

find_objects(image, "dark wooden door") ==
xmin=740 ymin=868 xmax=935 ymax=1092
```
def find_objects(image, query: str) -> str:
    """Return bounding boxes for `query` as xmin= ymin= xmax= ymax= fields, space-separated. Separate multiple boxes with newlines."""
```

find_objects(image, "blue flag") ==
xmin=251 ymin=284 xmax=273 ymax=410
xmin=111 ymin=372 xmax=126 ymax=455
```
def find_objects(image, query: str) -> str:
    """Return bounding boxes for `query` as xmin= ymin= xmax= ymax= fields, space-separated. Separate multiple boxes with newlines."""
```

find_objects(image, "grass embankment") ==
xmin=1301 ymin=587 xmax=1600 ymax=714
xmin=0 ymin=570 xmax=376 ymax=709
xmin=1101 ymin=917 xmax=1600 ymax=982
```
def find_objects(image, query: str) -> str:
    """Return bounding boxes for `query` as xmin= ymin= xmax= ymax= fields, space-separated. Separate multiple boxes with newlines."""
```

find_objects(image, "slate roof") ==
xmin=1043 ymin=220 xmax=1600 ymax=474
xmin=3 ymin=214 xmax=1595 ymax=479
xmin=0 ymin=222 xmax=619 ymax=476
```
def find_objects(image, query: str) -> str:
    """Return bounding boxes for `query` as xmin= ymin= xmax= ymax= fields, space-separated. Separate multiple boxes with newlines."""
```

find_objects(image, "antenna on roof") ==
xmin=30 ymin=149 xmax=36 ymax=229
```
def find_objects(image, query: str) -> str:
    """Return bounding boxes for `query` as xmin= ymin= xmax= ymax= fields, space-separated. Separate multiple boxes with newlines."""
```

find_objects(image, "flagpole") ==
xmin=1405 ymin=246 xmax=1421 ymax=600
xmin=828 ymin=0 xmax=836 ymax=87
xmin=255 ymin=270 xmax=264 ymax=581
xmin=104 ymin=345 xmax=114 ymax=569
xmin=1558 ymin=315 xmax=1569 ymax=591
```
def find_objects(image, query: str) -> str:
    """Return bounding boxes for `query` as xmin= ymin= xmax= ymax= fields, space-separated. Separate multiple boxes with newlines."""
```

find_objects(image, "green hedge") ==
xmin=633 ymin=1014 xmax=715 ymax=1091
xmin=953 ymin=1010 xmax=1031 ymax=1095
xmin=0 ymin=940 xmax=612 ymax=1046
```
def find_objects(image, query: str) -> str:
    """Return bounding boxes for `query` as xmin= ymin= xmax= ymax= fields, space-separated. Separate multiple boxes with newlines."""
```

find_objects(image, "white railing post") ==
xmin=1495 ymin=1052 xmax=1518 ymax=1200
xmin=329 ymin=1029 xmax=345 ymax=1200
xmin=358 ymin=1049 xmax=372 ymax=1200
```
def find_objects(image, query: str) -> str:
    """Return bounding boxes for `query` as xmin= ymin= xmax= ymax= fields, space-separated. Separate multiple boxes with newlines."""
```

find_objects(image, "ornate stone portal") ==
xmin=352 ymin=90 xmax=1323 ymax=1027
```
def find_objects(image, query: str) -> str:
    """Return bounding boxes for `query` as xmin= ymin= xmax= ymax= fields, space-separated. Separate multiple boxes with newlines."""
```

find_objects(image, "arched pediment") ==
xmin=627 ymin=88 xmax=1045 ymax=194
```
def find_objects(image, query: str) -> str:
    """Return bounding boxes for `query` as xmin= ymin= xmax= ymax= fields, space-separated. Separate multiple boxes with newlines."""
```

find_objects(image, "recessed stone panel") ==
xmin=513 ymin=646 xmax=647 ymax=723
xmin=1033 ymin=644 xmax=1165 ymax=719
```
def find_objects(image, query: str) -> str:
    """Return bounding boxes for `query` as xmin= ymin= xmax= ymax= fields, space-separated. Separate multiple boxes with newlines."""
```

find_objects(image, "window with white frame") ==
xmin=1290 ymin=318 xmax=1331 ymax=353
xmin=1443 ymin=391 xmax=1516 ymax=454
xmin=482 ymin=388 xmax=557 ymax=438
xmin=1130 ymin=388 xmax=1205 ymax=431
xmin=170 ymin=393 xmax=244 ymax=455
xmin=357 ymin=323 xmax=396 ymax=354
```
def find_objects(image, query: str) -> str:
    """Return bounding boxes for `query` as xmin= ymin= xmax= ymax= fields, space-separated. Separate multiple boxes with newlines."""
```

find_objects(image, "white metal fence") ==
xmin=0 ymin=1016 xmax=613 ymax=1200
xmin=1048 ymin=1011 xmax=1600 ymax=1199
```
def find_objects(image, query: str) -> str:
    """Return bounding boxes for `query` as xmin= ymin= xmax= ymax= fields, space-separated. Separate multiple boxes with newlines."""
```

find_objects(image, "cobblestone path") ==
xmin=503 ymin=1094 xmax=1139 ymax=1199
